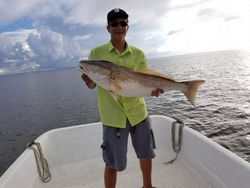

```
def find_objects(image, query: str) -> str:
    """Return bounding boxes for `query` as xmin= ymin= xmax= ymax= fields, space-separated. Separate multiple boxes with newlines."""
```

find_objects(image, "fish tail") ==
xmin=183 ymin=80 xmax=205 ymax=106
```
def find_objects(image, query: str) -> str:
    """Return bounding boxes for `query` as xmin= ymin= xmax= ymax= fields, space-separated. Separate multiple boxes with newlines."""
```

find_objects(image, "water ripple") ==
xmin=0 ymin=50 xmax=249 ymax=177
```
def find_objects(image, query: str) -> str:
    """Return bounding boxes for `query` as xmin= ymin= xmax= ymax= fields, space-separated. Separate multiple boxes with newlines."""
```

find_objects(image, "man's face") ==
xmin=107 ymin=18 xmax=129 ymax=41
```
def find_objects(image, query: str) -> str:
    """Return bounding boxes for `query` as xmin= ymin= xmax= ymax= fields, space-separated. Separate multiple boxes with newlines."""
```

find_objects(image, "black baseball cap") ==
xmin=107 ymin=8 xmax=129 ymax=24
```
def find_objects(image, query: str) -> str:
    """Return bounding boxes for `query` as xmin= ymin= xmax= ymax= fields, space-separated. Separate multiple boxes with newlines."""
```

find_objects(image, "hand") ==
xmin=81 ymin=74 xmax=96 ymax=89
xmin=151 ymin=88 xmax=164 ymax=97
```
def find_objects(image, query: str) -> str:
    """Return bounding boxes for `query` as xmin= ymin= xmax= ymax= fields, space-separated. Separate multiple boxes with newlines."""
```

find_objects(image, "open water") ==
xmin=0 ymin=50 xmax=249 ymax=176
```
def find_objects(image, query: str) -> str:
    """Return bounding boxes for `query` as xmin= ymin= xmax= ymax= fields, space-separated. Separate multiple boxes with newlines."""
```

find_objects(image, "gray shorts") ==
xmin=101 ymin=117 xmax=156 ymax=171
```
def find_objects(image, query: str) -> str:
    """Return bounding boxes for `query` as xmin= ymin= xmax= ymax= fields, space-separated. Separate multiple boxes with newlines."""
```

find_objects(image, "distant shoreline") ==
xmin=1 ymin=49 xmax=249 ymax=76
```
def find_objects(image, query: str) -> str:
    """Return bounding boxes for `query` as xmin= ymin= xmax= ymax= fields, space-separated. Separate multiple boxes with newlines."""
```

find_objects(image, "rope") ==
xmin=27 ymin=142 xmax=52 ymax=182
xmin=164 ymin=118 xmax=184 ymax=164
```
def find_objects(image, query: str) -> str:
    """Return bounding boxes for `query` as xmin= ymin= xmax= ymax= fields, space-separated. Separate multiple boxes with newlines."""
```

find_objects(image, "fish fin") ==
xmin=183 ymin=80 xmax=205 ymax=106
xmin=137 ymin=68 xmax=176 ymax=81
xmin=109 ymin=79 xmax=122 ymax=92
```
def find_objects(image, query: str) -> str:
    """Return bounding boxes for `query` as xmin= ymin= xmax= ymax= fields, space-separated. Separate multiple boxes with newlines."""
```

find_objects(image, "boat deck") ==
xmin=2 ymin=115 xmax=249 ymax=188
xmin=46 ymin=147 xmax=211 ymax=188
xmin=47 ymin=156 xmax=211 ymax=188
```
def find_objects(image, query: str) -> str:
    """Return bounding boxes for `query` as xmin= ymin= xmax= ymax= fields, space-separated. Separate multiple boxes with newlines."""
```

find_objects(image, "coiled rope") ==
xmin=27 ymin=142 xmax=52 ymax=182
xmin=164 ymin=118 xmax=184 ymax=164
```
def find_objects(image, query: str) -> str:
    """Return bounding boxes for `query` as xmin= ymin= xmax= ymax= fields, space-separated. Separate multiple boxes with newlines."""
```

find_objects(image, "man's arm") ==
xmin=81 ymin=49 xmax=97 ymax=89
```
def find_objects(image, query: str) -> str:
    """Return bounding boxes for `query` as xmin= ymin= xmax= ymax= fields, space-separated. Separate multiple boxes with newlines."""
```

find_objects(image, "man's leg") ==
xmin=140 ymin=159 xmax=153 ymax=188
xmin=102 ymin=124 xmax=130 ymax=188
xmin=130 ymin=117 xmax=156 ymax=188
xmin=104 ymin=166 xmax=117 ymax=188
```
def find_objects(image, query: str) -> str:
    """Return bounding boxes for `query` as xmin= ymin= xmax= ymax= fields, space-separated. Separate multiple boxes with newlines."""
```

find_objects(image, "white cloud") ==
xmin=157 ymin=17 xmax=250 ymax=54
xmin=64 ymin=36 xmax=89 ymax=59
xmin=26 ymin=26 xmax=91 ymax=62
xmin=0 ymin=0 xmax=41 ymax=25
xmin=145 ymin=0 xmax=250 ymax=55
xmin=0 ymin=29 xmax=34 ymax=44
xmin=1 ymin=0 xmax=171 ymax=26
xmin=0 ymin=69 xmax=4 ymax=74
xmin=73 ymin=34 xmax=93 ymax=41
xmin=0 ymin=30 xmax=34 ymax=62
xmin=0 ymin=30 xmax=39 ymax=74
xmin=0 ymin=27 xmax=90 ymax=74
xmin=1 ymin=0 xmax=250 ymax=73
xmin=27 ymin=27 xmax=66 ymax=60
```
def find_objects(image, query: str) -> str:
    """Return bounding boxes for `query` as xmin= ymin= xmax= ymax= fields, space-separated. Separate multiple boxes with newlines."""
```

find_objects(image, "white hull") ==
xmin=0 ymin=115 xmax=249 ymax=188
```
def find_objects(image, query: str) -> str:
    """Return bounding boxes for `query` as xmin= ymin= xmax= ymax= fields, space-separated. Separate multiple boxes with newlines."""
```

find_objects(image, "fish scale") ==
xmin=80 ymin=60 xmax=205 ymax=106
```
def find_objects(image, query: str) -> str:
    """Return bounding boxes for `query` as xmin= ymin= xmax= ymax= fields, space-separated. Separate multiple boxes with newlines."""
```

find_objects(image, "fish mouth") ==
xmin=79 ymin=64 xmax=87 ymax=73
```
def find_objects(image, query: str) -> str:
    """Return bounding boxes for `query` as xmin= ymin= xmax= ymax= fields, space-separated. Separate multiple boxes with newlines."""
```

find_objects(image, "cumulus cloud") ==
xmin=26 ymin=26 xmax=92 ymax=63
xmin=27 ymin=27 xmax=66 ymax=60
xmin=0 ymin=0 xmax=250 ymax=74
xmin=0 ymin=0 xmax=171 ymax=73
xmin=1 ymin=0 xmax=171 ymax=26
xmin=0 ymin=27 xmax=91 ymax=74
xmin=0 ymin=29 xmax=36 ymax=74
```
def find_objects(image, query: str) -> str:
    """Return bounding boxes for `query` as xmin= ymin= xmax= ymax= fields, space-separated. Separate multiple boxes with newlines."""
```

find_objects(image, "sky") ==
xmin=0 ymin=0 xmax=250 ymax=74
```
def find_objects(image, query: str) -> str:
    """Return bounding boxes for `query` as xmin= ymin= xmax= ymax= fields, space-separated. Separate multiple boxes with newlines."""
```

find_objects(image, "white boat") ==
xmin=0 ymin=115 xmax=249 ymax=188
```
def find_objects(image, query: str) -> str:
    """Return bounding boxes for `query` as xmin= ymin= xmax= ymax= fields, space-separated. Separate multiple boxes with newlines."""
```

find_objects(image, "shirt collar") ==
xmin=108 ymin=41 xmax=132 ymax=55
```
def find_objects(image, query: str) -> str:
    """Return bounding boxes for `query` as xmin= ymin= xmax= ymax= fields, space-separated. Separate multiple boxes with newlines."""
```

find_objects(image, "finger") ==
xmin=82 ymin=74 xmax=92 ymax=82
xmin=158 ymin=88 xmax=164 ymax=93
xmin=155 ymin=91 xmax=160 ymax=97
xmin=81 ymin=74 xmax=87 ymax=80
xmin=87 ymin=81 xmax=96 ymax=89
xmin=151 ymin=90 xmax=159 ymax=97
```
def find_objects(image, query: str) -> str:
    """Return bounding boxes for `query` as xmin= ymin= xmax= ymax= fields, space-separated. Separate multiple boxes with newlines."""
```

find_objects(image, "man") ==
xmin=81 ymin=8 xmax=163 ymax=188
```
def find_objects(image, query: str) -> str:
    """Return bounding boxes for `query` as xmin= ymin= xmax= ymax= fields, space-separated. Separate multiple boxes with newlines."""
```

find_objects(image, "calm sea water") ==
xmin=0 ymin=50 xmax=249 ymax=176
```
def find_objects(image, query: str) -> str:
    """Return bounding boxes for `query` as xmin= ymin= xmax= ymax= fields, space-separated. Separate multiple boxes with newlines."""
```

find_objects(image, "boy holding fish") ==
xmin=81 ymin=8 xmax=160 ymax=188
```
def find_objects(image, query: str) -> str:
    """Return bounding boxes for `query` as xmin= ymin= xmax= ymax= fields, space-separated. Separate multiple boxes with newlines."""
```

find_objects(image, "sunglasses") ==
xmin=109 ymin=20 xmax=128 ymax=27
